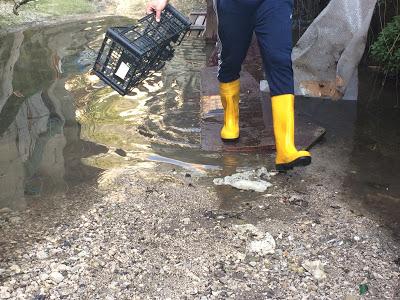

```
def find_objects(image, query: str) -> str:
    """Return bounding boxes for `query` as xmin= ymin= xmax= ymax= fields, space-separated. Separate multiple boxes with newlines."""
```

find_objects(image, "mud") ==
xmin=0 ymin=2 xmax=399 ymax=299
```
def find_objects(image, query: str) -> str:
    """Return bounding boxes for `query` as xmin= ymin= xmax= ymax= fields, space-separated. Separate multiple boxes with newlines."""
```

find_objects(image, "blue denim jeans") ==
xmin=215 ymin=0 xmax=294 ymax=96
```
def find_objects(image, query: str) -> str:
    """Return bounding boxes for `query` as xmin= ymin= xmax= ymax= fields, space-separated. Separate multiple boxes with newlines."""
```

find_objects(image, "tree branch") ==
xmin=13 ymin=0 xmax=35 ymax=15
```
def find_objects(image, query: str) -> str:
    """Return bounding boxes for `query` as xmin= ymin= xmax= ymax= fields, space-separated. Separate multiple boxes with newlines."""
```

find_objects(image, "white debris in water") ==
xmin=248 ymin=233 xmax=276 ymax=255
xmin=302 ymin=260 xmax=327 ymax=281
xmin=213 ymin=167 xmax=272 ymax=192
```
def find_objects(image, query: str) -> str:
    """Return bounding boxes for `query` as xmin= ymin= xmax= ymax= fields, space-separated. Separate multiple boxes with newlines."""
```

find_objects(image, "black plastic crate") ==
xmin=93 ymin=4 xmax=191 ymax=95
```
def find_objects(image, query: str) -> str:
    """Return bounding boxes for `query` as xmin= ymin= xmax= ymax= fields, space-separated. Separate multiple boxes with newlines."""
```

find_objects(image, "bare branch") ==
xmin=13 ymin=0 xmax=35 ymax=15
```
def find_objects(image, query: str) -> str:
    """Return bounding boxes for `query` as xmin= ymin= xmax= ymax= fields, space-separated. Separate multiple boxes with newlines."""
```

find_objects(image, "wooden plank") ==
xmin=189 ymin=14 xmax=197 ymax=24
xmin=189 ymin=11 xmax=207 ymax=35
xmin=189 ymin=11 xmax=206 ymax=16
xmin=194 ymin=15 xmax=206 ymax=26
xmin=190 ymin=25 xmax=206 ymax=31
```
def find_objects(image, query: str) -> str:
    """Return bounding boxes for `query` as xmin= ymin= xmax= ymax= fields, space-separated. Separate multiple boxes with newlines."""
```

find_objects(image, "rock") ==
xmin=0 ymin=286 xmax=11 ymax=299
xmin=302 ymin=260 xmax=327 ymax=281
xmin=57 ymin=264 xmax=69 ymax=272
xmin=39 ymin=273 xmax=49 ymax=281
xmin=9 ymin=217 xmax=21 ymax=224
xmin=78 ymin=250 xmax=88 ymax=257
xmin=182 ymin=218 xmax=190 ymax=225
xmin=9 ymin=265 xmax=21 ymax=273
xmin=36 ymin=250 xmax=48 ymax=260
xmin=49 ymin=271 xmax=64 ymax=283
xmin=248 ymin=233 xmax=276 ymax=255
xmin=235 ymin=252 xmax=246 ymax=262
xmin=344 ymin=295 xmax=359 ymax=300
xmin=249 ymin=261 xmax=257 ymax=267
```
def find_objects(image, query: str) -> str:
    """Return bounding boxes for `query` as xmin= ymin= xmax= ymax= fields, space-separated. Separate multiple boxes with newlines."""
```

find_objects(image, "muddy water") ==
xmin=298 ymin=69 xmax=400 ymax=235
xmin=344 ymin=69 xmax=400 ymax=235
xmin=0 ymin=15 xmax=399 ymax=236
xmin=0 ymin=16 xmax=265 ymax=210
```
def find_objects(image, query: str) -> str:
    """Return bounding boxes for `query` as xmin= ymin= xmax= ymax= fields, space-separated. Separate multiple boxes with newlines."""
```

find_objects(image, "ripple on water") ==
xmin=0 ymin=15 xmax=220 ymax=209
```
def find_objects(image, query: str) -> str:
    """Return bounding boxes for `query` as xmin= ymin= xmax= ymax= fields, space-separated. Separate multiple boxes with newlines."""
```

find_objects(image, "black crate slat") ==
xmin=93 ymin=4 xmax=191 ymax=95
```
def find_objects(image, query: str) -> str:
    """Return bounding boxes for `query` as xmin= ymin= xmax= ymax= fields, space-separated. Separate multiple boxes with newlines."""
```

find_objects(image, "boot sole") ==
xmin=276 ymin=156 xmax=312 ymax=172
xmin=221 ymin=136 xmax=240 ymax=143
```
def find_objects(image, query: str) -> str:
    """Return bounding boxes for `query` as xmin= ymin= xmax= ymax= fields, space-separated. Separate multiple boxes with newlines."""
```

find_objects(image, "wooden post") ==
xmin=204 ymin=0 xmax=217 ymax=42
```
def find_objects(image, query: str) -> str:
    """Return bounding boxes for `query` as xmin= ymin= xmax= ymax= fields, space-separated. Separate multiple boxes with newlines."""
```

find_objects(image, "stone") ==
xmin=49 ymin=272 xmax=64 ymax=283
xmin=248 ymin=233 xmax=276 ymax=255
xmin=39 ymin=273 xmax=49 ymax=281
xmin=182 ymin=218 xmax=190 ymax=225
xmin=9 ymin=265 xmax=21 ymax=273
xmin=36 ymin=250 xmax=48 ymax=260
xmin=9 ymin=217 xmax=21 ymax=224
xmin=0 ymin=286 xmax=11 ymax=299
xmin=249 ymin=261 xmax=257 ymax=267
xmin=344 ymin=295 xmax=359 ymax=300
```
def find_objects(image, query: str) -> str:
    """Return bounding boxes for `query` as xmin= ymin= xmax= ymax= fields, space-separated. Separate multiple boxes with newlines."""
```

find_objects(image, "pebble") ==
xmin=344 ymin=295 xmax=359 ymax=300
xmin=289 ymin=286 xmax=297 ymax=292
xmin=9 ymin=217 xmax=21 ymax=224
xmin=249 ymin=261 xmax=257 ymax=267
xmin=182 ymin=218 xmax=190 ymax=225
xmin=49 ymin=272 xmax=64 ymax=283
xmin=0 ymin=167 xmax=398 ymax=299
xmin=248 ymin=233 xmax=276 ymax=255
xmin=0 ymin=287 xmax=11 ymax=299
xmin=78 ymin=250 xmax=87 ymax=257
xmin=0 ymin=208 xmax=12 ymax=214
xmin=39 ymin=273 xmax=49 ymax=281
xmin=9 ymin=265 xmax=21 ymax=273
xmin=36 ymin=251 xmax=48 ymax=260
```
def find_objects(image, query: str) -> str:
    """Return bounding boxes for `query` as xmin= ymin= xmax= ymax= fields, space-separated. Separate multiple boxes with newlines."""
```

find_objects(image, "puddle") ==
xmin=0 ymin=16 xmax=221 ymax=209
xmin=297 ymin=68 xmax=400 ymax=235
xmin=0 ymin=14 xmax=399 ymax=236
xmin=344 ymin=69 xmax=400 ymax=235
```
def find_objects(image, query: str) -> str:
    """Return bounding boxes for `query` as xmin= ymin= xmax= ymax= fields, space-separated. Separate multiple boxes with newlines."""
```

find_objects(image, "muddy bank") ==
xmin=0 ymin=2 xmax=399 ymax=299
xmin=0 ymin=167 xmax=399 ymax=299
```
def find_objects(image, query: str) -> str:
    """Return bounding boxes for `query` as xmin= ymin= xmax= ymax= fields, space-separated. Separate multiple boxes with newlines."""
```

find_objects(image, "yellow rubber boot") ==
xmin=220 ymin=79 xmax=240 ymax=141
xmin=271 ymin=94 xmax=311 ymax=171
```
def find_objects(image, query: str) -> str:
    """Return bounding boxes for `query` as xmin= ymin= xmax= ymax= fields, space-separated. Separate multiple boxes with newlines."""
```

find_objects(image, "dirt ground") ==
xmin=0 ymin=1 xmax=399 ymax=299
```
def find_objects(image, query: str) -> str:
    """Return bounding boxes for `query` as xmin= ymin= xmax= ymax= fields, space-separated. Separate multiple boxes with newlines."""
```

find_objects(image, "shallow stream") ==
xmin=0 ymin=15 xmax=399 ymax=235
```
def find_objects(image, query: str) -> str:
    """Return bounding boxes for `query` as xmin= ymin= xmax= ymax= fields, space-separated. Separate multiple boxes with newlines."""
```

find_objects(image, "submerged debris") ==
xmin=213 ymin=167 xmax=273 ymax=192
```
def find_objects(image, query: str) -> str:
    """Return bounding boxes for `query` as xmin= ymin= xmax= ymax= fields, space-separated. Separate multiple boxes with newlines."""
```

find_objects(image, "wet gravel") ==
xmin=0 ymin=167 xmax=399 ymax=299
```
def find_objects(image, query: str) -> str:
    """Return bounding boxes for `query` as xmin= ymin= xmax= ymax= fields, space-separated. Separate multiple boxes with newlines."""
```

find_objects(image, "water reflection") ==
xmin=0 ymin=18 xmax=132 ymax=208
xmin=0 ymin=16 xmax=222 ymax=209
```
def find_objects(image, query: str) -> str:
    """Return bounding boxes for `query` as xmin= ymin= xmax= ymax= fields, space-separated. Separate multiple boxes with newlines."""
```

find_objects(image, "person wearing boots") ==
xmin=146 ymin=0 xmax=311 ymax=171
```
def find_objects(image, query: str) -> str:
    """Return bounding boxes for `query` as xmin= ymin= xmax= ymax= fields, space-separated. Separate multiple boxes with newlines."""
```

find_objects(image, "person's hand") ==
xmin=146 ymin=0 xmax=169 ymax=22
